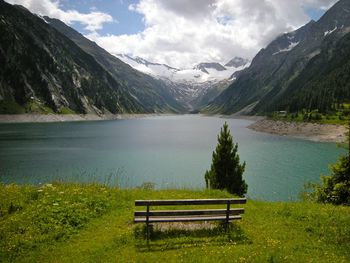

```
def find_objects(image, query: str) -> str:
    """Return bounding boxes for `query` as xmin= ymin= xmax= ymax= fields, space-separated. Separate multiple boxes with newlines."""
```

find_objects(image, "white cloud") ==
xmin=6 ymin=0 xmax=338 ymax=68
xmin=88 ymin=0 xmax=337 ymax=68
xmin=5 ymin=0 xmax=113 ymax=32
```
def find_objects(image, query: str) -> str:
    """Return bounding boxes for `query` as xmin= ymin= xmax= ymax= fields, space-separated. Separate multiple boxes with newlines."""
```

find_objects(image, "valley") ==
xmin=1 ymin=0 xmax=350 ymax=119
xmin=1 ymin=1 xmax=350 ymax=262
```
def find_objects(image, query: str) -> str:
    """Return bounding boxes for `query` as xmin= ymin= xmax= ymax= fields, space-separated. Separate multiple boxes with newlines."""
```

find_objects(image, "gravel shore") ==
xmin=0 ymin=113 xmax=169 ymax=123
xmin=248 ymin=119 xmax=347 ymax=143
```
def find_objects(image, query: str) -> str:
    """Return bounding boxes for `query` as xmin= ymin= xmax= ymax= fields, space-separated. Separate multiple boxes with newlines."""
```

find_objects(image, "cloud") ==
xmin=303 ymin=0 xmax=338 ymax=10
xmin=6 ymin=0 xmax=338 ymax=68
xmin=88 ymin=0 xmax=337 ymax=68
xmin=5 ymin=0 xmax=113 ymax=32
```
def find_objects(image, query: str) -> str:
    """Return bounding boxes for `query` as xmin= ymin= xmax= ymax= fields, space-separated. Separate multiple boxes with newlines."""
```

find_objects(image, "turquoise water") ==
xmin=0 ymin=115 xmax=344 ymax=201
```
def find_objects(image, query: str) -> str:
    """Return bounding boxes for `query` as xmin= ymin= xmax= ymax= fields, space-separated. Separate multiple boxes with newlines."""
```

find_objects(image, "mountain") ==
xmin=162 ymin=78 xmax=234 ymax=111
xmin=116 ymin=54 xmax=249 ymax=84
xmin=115 ymin=54 xmax=180 ymax=81
xmin=225 ymin=57 xmax=250 ymax=68
xmin=207 ymin=0 xmax=350 ymax=115
xmin=44 ymin=17 xmax=184 ymax=113
xmin=269 ymin=27 xmax=350 ymax=113
xmin=0 ymin=0 xmax=149 ymax=114
xmin=194 ymin=62 xmax=227 ymax=73
xmin=116 ymin=54 xmax=249 ymax=110
xmin=117 ymin=55 xmax=179 ymax=72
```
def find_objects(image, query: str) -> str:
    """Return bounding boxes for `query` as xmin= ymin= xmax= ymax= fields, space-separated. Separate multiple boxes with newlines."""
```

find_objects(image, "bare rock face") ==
xmin=194 ymin=63 xmax=227 ymax=73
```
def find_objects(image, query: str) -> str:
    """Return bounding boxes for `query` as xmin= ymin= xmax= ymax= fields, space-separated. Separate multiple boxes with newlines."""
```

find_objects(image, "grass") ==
xmin=58 ymin=107 xmax=76 ymax=115
xmin=0 ymin=100 xmax=25 ymax=114
xmin=24 ymin=101 xmax=54 ymax=114
xmin=0 ymin=183 xmax=349 ymax=262
xmin=0 ymin=100 xmax=77 ymax=115
xmin=270 ymin=108 xmax=350 ymax=125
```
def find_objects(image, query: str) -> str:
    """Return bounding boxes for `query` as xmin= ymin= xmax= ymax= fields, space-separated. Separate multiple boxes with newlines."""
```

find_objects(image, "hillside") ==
xmin=45 ymin=17 xmax=184 ymax=113
xmin=266 ymin=28 xmax=350 ymax=113
xmin=0 ymin=1 xmax=148 ymax=114
xmin=0 ymin=1 xmax=183 ymax=115
xmin=1 ymin=183 xmax=349 ymax=262
xmin=206 ymin=0 xmax=350 ymax=115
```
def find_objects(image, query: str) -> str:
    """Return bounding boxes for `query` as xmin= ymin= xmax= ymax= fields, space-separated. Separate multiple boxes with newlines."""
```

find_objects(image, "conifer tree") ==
xmin=205 ymin=122 xmax=247 ymax=196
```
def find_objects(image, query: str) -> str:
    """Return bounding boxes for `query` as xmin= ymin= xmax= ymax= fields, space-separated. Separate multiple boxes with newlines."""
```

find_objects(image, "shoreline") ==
xmin=0 ymin=113 xmax=174 ymax=123
xmin=0 ymin=113 xmax=346 ymax=143
xmin=247 ymin=118 xmax=347 ymax=143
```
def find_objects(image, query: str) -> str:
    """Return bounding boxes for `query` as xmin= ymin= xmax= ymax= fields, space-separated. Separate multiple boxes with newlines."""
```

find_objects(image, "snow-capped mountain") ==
xmin=115 ymin=54 xmax=249 ymax=84
xmin=225 ymin=57 xmax=250 ymax=68
xmin=115 ymin=54 xmax=250 ymax=110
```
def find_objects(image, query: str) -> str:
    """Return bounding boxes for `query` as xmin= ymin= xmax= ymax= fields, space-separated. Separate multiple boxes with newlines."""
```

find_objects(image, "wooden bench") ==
xmin=134 ymin=198 xmax=246 ymax=239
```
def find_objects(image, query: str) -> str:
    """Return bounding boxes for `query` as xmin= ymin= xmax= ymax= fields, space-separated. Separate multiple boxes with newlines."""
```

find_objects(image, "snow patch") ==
xmin=35 ymin=14 xmax=49 ymax=24
xmin=324 ymin=26 xmax=338 ymax=36
xmin=273 ymin=41 xmax=300 ymax=55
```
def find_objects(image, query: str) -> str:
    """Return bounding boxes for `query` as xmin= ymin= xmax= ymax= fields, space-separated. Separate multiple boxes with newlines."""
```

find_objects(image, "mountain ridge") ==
xmin=0 ymin=0 xmax=147 ymax=114
xmin=44 ymin=17 xmax=185 ymax=113
xmin=206 ymin=0 xmax=350 ymax=115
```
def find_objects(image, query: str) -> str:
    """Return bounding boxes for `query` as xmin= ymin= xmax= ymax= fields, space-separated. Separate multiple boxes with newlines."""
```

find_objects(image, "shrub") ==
xmin=313 ymin=121 xmax=350 ymax=205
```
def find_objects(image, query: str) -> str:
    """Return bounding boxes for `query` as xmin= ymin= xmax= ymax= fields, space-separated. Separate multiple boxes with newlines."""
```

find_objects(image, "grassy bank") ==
xmin=1 ymin=183 xmax=349 ymax=262
xmin=269 ymin=108 xmax=350 ymax=125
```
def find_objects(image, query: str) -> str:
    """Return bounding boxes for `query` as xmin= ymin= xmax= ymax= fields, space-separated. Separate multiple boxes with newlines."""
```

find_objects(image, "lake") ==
xmin=0 ymin=115 xmax=344 ymax=201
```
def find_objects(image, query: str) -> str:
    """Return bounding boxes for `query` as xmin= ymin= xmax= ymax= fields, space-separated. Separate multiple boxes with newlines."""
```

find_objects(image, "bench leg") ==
xmin=146 ymin=204 xmax=150 ymax=240
xmin=225 ymin=202 xmax=230 ymax=232
xmin=147 ymin=224 xmax=153 ymax=240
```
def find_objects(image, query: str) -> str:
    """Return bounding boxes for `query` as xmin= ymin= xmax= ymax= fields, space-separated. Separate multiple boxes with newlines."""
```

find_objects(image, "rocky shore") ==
xmin=248 ymin=119 xmax=347 ymax=143
xmin=0 ymin=113 xmax=165 ymax=123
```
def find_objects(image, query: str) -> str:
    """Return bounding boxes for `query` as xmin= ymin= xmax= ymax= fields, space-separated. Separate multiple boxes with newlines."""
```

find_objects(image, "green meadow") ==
xmin=1 ymin=183 xmax=349 ymax=263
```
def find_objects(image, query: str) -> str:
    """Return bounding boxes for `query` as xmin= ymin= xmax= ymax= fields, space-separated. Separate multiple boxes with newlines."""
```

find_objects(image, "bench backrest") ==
xmin=135 ymin=198 xmax=247 ymax=206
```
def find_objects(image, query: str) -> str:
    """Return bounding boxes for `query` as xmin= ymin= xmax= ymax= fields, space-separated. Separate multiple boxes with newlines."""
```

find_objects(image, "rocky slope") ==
xmin=0 ymin=1 xmax=149 ymax=114
xmin=206 ymin=0 xmax=350 ymax=115
xmin=0 ymin=1 xmax=184 ymax=114
xmin=46 ymin=18 xmax=184 ymax=114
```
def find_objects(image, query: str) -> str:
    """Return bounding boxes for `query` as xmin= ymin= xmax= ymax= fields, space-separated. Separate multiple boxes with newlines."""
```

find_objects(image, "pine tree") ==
xmin=205 ymin=122 xmax=247 ymax=196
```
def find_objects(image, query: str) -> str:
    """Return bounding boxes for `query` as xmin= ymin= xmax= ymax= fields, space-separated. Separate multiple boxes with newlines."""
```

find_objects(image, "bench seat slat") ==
xmin=135 ymin=198 xmax=246 ymax=206
xmin=134 ymin=215 xmax=242 ymax=223
xmin=134 ymin=208 xmax=244 ymax=217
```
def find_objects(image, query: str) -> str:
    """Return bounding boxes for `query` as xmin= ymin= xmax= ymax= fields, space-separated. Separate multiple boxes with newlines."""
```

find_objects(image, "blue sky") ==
xmin=306 ymin=8 xmax=328 ymax=21
xmin=59 ymin=0 xmax=145 ymax=35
